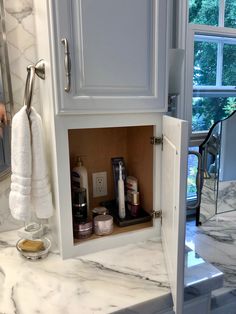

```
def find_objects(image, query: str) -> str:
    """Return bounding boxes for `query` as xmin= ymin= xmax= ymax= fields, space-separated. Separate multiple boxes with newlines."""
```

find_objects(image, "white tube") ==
xmin=118 ymin=162 xmax=125 ymax=219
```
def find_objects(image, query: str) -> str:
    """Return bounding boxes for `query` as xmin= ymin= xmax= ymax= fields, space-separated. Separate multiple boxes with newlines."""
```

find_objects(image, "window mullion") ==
xmin=216 ymin=41 xmax=223 ymax=86
xmin=219 ymin=0 xmax=225 ymax=27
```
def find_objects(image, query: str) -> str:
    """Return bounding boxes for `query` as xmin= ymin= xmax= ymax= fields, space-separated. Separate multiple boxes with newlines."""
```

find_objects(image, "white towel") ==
xmin=9 ymin=105 xmax=53 ymax=221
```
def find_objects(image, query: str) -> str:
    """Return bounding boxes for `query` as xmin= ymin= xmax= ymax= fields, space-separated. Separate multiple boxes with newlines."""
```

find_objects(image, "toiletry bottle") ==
xmin=118 ymin=161 xmax=126 ymax=219
xmin=71 ymin=157 xmax=89 ymax=215
xmin=72 ymin=187 xmax=88 ymax=222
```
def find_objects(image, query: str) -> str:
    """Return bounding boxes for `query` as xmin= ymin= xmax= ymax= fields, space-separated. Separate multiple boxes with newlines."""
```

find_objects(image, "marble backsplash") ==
xmin=0 ymin=176 xmax=22 ymax=231
xmin=0 ymin=0 xmax=38 ymax=231
xmin=4 ymin=0 xmax=39 ymax=112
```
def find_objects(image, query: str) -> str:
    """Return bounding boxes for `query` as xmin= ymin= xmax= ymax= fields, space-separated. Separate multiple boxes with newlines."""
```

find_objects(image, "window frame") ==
xmin=183 ymin=0 xmax=236 ymax=204
xmin=193 ymin=34 xmax=236 ymax=91
xmin=185 ymin=24 xmax=236 ymax=141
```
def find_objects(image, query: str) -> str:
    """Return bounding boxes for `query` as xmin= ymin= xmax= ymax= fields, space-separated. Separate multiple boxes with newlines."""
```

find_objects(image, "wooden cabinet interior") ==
xmin=68 ymin=125 xmax=154 ymax=242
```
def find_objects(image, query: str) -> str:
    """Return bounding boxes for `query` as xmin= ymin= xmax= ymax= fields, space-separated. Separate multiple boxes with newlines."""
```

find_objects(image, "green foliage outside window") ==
xmin=187 ymin=151 xmax=198 ymax=199
xmin=189 ymin=0 xmax=219 ymax=26
xmin=189 ymin=0 xmax=236 ymax=29
xmin=192 ymin=97 xmax=236 ymax=131
xmin=194 ymin=41 xmax=217 ymax=86
xmin=223 ymin=44 xmax=236 ymax=86
xmin=225 ymin=0 xmax=236 ymax=29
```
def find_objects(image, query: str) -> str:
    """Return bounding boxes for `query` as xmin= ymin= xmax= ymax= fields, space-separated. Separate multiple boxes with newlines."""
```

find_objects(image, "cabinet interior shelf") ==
xmin=74 ymin=220 xmax=153 ymax=245
xmin=68 ymin=125 xmax=155 ymax=243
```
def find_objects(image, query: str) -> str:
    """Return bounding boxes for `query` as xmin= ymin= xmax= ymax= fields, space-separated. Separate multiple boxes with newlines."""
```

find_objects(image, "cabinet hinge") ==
xmin=152 ymin=210 xmax=162 ymax=224
xmin=150 ymin=135 xmax=163 ymax=150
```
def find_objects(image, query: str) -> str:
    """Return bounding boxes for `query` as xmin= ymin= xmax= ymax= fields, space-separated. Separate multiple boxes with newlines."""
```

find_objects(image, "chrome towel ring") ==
xmin=23 ymin=59 xmax=45 ymax=116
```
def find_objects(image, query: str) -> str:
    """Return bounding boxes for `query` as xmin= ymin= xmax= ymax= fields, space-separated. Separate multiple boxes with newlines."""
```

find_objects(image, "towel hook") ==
xmin=23 ymin=59 xmax=45 ymax=116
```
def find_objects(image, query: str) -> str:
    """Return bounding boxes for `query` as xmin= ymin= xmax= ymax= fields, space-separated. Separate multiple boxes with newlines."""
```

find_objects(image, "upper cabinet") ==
xmin=52 ymin=0 xmax=169 ymax=114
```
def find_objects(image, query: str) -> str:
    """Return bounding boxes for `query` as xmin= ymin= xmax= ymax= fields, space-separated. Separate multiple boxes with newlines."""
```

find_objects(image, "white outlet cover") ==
xmin=92 ymin=172 xmax=107 ymax=197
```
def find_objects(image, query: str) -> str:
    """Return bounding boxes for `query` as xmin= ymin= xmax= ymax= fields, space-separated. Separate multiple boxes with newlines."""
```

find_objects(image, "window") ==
xmin=189 ymin=0 xmax=219 ymax=27
xmin=185 ymin=1 xmax=236 ymax=203
xmin=192 ymin=34 xmax=236 ymax=131
xmin=192 ymin=96 xmax=236 ymax=131
xmin=225 ymin=0 xmax=236 ymax=28
xmin=187 ymin=147 xmax=199 ymax=199
xmin=193 ymin=35 xmax=236 ymax=88
xmin=189 ymin=0 xmax=236 ymax=29
xmin=186 ymin=1 xmax=236 ymax=136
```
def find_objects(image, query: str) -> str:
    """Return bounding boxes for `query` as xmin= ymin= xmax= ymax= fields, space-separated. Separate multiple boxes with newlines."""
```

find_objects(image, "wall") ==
xmin=0 ymin=0 xmax=38 ymax=231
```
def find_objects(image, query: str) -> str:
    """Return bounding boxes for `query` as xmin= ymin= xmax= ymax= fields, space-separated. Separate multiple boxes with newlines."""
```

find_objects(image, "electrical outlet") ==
xmin=92 ymin=172 xmax=107 ymax=197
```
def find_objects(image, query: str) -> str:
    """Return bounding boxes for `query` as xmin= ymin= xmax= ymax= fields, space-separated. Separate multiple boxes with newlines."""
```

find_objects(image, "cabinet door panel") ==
xmin=74 ymin=0 xmax=151 ymax=94
xmin=54 ymin=0 xmax=168 ymax=114
xmin=161 ymin=116 xmax=188 ymax=314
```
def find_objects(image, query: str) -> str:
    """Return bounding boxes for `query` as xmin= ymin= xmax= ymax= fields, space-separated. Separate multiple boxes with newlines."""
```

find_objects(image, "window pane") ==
xmin=225 ymin=0 xmax=236 ymax=29
xmin=187 ymin=147 xmax=199 ymax=200
xmin=189 ymin=0 xmax=219 ymax=26
xmin=192 ymin=96 xmax=236 ymax=131
xmin=194 ymin=41 xmax=217 ymax=86
xmin=223 ymin=43 xmax=236 ymax=86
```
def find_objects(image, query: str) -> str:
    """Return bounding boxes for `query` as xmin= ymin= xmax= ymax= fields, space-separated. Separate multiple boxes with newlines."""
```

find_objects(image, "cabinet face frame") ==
xmin=52 ymin=0 xmax=169 ymax=114
xmin=53 ymin=113 xmax=163 ymax=258
xmin=52 ymin=113 xmax=187 ymax=314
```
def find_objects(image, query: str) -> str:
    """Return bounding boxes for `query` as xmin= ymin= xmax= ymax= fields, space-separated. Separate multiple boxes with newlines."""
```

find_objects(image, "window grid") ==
xmin=193 ymin=35 xmax=236 ymax=90
xmin=216 ymin=41 xmax=223 ymax=86
xmin=219 ymin=0 xmax=225 ymax=27
xmin=187 ymin=0 xmax=236 ymax=137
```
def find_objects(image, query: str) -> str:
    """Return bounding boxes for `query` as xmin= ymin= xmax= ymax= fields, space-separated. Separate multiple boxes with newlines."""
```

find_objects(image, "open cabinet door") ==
xmin=161 ymin=115 xmax=188 ymax=314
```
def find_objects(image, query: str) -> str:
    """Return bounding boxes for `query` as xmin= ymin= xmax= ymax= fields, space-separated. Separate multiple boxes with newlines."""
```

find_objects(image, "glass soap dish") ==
xmin=16 ymin=237 xmax=51 ymax=260
xmin=17 ymin=222 xmax=48 ymax=240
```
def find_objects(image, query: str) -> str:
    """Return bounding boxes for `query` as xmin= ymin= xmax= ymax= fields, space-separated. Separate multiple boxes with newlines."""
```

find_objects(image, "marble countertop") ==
xmin=0 ymin=230 xmax=172 ymax=314
xmin=186 ymin=213 xmax=236 ymax=310
xmin=0 ymin=228 xmax=223 ymax=314
xmin=184 ymin=246 xmax=223 ymax=301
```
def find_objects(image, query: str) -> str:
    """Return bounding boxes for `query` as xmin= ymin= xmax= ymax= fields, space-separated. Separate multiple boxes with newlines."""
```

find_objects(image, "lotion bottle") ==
xmin=118 ymin=162 xmax=126 ymax=219
xmin=71 ymin=157 xmax=89 ymax=215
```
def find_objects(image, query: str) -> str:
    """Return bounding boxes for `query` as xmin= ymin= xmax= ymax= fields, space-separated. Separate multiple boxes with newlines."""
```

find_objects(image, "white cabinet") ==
xmin=51 ymin=113 xmax=187 ymax=314
xmin=52 ymin=0 xmax=169 ymax=114
xmin=34 ymin=1 xmax=187 ymax=313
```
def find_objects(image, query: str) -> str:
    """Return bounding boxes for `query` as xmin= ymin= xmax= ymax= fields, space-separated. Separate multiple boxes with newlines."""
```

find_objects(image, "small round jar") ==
xmin=74 ymin=220 xmax=93 ymax=239
xmin=94 ymin=215 xmax=113 ymax=236
xmin=92 ymin=206 xmax=108 ymax=218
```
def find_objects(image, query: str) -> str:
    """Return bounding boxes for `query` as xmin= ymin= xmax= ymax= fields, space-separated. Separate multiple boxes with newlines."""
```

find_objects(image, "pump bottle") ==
xmin=71 ymin=157 xmax=89 ymax=215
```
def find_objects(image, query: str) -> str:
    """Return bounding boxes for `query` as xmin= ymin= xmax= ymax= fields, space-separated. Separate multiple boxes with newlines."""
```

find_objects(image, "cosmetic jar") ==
xmin=92 ymin=206 xmax=108 ymax=218
xmin=73 ymin=220 xmax=93 ymax=239
xmin=94 ymin=214 xmax=113 ymax=236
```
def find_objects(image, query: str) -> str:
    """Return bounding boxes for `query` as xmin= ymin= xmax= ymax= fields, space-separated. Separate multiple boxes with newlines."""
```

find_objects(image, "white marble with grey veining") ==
xmin=184 ymin=246 xmax=223 ymax=301
xmin=199 ymin=179 xmax=236 ymax=224
xmin=217 ymin=180 xmax=236 ymax=214
xmin=4 ymin=0 xmax=39 ymax=113
xmin=199 ymin=178 xmax=217 ymax=224
xmin=0 ymin=232 xmax=173 ymax=314
xmin=0 ymin=176 xmax=23 ymax=232
xmin=0 ymin=228 xmax=224 ymax=314
xmin=186 ymin=212 xmax=236 ymax=311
